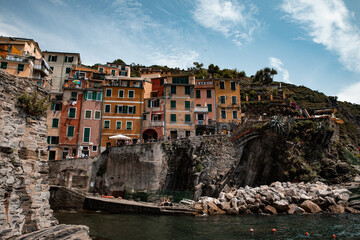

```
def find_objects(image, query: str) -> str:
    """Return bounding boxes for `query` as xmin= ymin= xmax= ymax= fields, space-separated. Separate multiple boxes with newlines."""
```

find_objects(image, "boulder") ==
xmin=328 ymin=204 xmax=345 ymax=214
xmin=293 ymin=206 xmax=306 ymax=214
xmin=227 ymin=207 xmax=238 ymax=215
xmin=300 ymin=200 xmax=322 ymax=213
xmin=264 ymin=205 xmax=277 ymax=215
xmin=273 ymin=200 xmax=290 ymax=212
xmin=220 ymin=201 xmax=231 ymax=210
xmin=208 ymin=201 xmax=220 ymax=215
xmin=287 ymin=204 xmax=297 ymax=214
xmin=225 ymin=192 xmax=234 ymax=200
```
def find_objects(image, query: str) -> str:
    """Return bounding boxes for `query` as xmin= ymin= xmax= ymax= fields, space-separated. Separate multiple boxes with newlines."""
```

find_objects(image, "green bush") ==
xmin=343 ymin=149 xmax=359 ymax=165
xmin=17 ymin=92 xmax=49 ymax=116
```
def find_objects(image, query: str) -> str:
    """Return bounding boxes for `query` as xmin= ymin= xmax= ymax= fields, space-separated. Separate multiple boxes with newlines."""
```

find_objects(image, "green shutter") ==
xmin=208 ymin=104 xmax=212 ymax=112
xmin=69 ymin=108 xmax=76 ymax=118
xmin=171 ymin=101 xmax=176 ymax=108
xmin=207 ymin=90 xmax=211 ymax=98
xmin=83 ymin=128 xmax=90 ymax=142
xmin=185 ymin=101 xmax=190 ymax=109
xmin=133 ymin=106 xmax=136 ymax=114
xmin=52 ymin=119 xmax=59 ymax=127
xmin=67 ymin=126 xmax=74 ymax=137
xmin=148 ymin=100 xmax=151 ymax=107
xmin=84 ymin=91 xmax=88 ymax=100
xmin=171 ymin=114 xmax=176 ymax=122
xmin=51 ymin=102 xmax=55 ymax=110
xmin=92 ymin=92 xmax=97 ymax=100
xmin=47 ymin=136 xmax=50 ymax=144
xmin=185 ymin=114 xmax=190 ymax=122
xmin=196 ymin=90 xmax=201 ymax=98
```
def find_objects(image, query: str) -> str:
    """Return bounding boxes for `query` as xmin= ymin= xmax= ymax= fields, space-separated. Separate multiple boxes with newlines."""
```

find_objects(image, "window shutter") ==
xmin=92 ymin=92 xmax=97 ymax=100
xmin=133 ymin=106 xmax=136 ymax=114
xmin=148 ymin=100 xmax=151 ymax=107
xmin=156 ymin=99 xmax=159 ymax=106
xmin=84 ymin=91 xmax=88 ymax=100
xmin=115 ymin=105 xmax=118 ymax=113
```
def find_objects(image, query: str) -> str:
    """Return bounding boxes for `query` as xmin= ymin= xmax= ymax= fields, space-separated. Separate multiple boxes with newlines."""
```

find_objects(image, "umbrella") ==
xmin=73 ymin=80 xmax=82 ymax=85
xmin=108 ymin=134 xmax=131 ymax=140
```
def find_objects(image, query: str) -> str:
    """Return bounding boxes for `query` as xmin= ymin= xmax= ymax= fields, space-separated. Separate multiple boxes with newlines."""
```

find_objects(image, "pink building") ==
xmin=194 ymin=79 xmax=216 ymax=135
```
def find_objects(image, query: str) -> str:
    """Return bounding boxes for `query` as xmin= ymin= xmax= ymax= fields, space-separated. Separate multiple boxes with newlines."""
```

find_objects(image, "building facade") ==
xmin=164 ymin=74 xmax=195 ymax=139
xmin=194 ymin=79 xmax=216 ymax=135
xmin=214 ymin=79 xmax=241 ymax=133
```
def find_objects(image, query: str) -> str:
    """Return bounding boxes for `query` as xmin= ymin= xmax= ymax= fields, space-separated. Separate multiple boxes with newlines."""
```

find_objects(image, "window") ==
xmin=106 ymin=89 xmax=112 ymax=97
xmin=128 ymin=90 xmax=135 ymax=98
xmin=198 ymin=114 xmax=204 ymax=120
xmin=96 ymin=92 xmax=102 ymax=101
xmin=70 ymin=92 xmax=77 ymax=101
xmin=52 ymin=118 xmax=59 ymax=128
xmin=94 ymin=110 xmax=101 ymax=120
xmin=170 ymin=114 xmax=176 ymax=122
xmin=68 ymin=107 xmax=76 ymax=118
xmin=50 ymin=66 xmax=54 ymax=71
xmin=87 ymin=91 xmax=102 ymax=101
xmin=83 ymin=128 xmax=90 ymax=143
xmin=185 ymin=86 xmax=190 ymax=95
xmin=220 ymin=81 xmax=225 ymax=89
xmin=207 ymin=104 xmax=212 ymax=112
xmin=185 ymin=101 xmax=190 ymax=109
xmin=65 ymin=67 xmax=70 ymax=74
xmin=160 ymin=79 xmax=164 ymax=85
xmin=104 ymin=104 xmax=111 ymax=113
xmin=233 ymin=111 xmax=238 ymax=119
xmin=85 ymin=110 xmax=91 ymax=119
xmin=128 ymin=106 xmax=136 ymax=114
xmin=48 ymin=151 xmax=56 ymax=160
xmin=121 ymin=66 xmax=126 ymax=71
xmin=196 ymin=90 xmax=201 ymax=98
xmin=104 ymin=120 xmax=110 ymax=129
xmin=64 ymin=56 xmax=74 ymax=63
xmin=99 ymin=67 xmax=103 ymax=73
xmin=143 ymin=114 xmax=147 ymax=120
xmin=173 ymin=76 xmax=189 ymax=84
xmin=207 ymin=90 xmax=211 ymax=98
xmin=126 ymin=121 xmax=133 ymax=130
xmin=185 ymin=114 xmax=191 ymax=123
xmin=47 ymin=136 xmax=59 ymax=144
xmin=111 ymin=69 xmax=116 ymax=76
xmin=221 ymin=109 xmax=226 ymax=119
xmin=196 ymin=104 xmax=201 ymax=106
xmin=171 ymin=86 xmax=176 ymax=94
xmin=92 ymin=146 xmax=97 ymax=152
xmin=118 ymin=90 xmax=124 ymax=98
xmin=17 ymin=64 xmax=24 ymax=72
xmin=220 ymin=96 xmax=226 ymax=104
xmin=51 ymin=102 xmax=62 ymax=111
xmin=231 ymin=82 xmax=236 ymax=90
xmin=116 ymin=121 xmax=122 ymax=129
xmin=115 ymin=105 xmax=123 ymax=113
xmin=232 ymin=96 xmax=237 ymax=105
xmin=0 ymin=62 xmax=7 ymax=69
xmin=86 ymin=91 xmax=92 ymax=100
xmin=149 ymin=99 xmax=160 ymax=108
xmin=67 ymin=126 xmax=75 ymax=137
xmin=170 ymin=101 xmax=176 ymax=109
xmin=48 ymin=55 xmax=57 ymax=62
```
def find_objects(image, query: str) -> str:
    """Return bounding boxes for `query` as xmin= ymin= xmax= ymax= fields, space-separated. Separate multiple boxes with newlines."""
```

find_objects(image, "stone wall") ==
xmin=0 ymin=70 xmax=90 ymax=239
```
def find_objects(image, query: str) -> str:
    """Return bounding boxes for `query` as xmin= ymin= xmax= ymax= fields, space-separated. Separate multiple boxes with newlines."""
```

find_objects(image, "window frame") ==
xmin=118 ymin=90 xmax=124 ymax=98
xmin=52 ymin=118 xmax=59 ymax=128
xmin=68 ymin=107 xmax=76 ymax=119
xmin=94 ymin=110 xmax=101 ymax=120
xmin=207 ymin=89 xmax=211 ymax=98
xmin=116 ymin=121 xmax=122 ymax=130
xmin=126 ymin=121 xmax=133 ymax=130
xmin=105 ymin=89 xmax=112 ymax=97
xmin=221 ymin=109 xmax=226 ymax=119
xmin=231 ymin=96 xmax=237 ymax=105
xmin=196 ymin=90 xmax=201 ymax=98
xmin=219 ymin=81 xmax=225 ymax=89
xmin=233 ymin=111 xmax=238 ymax=119
xmin=185 ymin=114 xmax=191 ymax=123
xmin=171 ymin=86 xmax=176 ymax=94
xmin=170 ymin=100 xmax=176 ymax=109
xmin=104 ymin=104 xmax=111 ymax=113
xmin=84 ymin=110 xmax=92 ymax=119
xmin=220 ymin=96 xmax=226 ymax=104
xmin=170 ymin=114 xmax=176 ymax=122
xmin=185 ymin=101 xmax=190 ymax=109
xmin=83 ymin=127 xmax=91 ymax=143
xmin=231 ymin=82 xmax=236 ymax=90
xmin=128 ymin=90 xmax=135 ymax=98
xmin=67 ymin=126 xmax=75 ymax=137
xmin=0 ymin=62 xmax=7 ymax=69
xmin=103 ymin=120 xmax=110 ymax=129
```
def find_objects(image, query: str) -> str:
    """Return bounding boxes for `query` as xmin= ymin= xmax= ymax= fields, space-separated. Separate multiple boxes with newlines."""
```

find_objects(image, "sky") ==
xmin=1 ymin=0 xmax=360 ymax=103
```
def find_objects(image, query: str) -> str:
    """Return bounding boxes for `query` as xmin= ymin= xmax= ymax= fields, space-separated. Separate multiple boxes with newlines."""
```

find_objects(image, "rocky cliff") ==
xmin=0 ymin=70 xmax=90 ymax=239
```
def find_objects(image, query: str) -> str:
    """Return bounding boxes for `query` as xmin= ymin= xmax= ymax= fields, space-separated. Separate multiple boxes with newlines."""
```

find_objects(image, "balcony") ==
xmin=194 ymin=106 xmax=208 ymax=113
xmin=34 ymin=64 xmax=49 ymax=75
xmin=150 ymin=121 xmax=164 ymax=127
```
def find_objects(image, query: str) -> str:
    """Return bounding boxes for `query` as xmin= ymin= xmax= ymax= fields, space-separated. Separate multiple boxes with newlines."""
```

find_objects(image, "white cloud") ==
xmin=269 ymin=57 xmax=291 ymax=83
xmin=281 ymin=0 xmax=360 ymax=73
xmin=150 ymin=48 xmax=199 ymax=69
xmin=337 ymin=82 xmax=360 ymax=104
xmin=193 ymin=0 xmax=260 ymax=46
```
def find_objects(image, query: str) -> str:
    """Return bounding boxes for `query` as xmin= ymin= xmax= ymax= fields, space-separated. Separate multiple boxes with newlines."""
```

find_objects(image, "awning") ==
xmin=108 ymin=134 xmax=131 ymax=140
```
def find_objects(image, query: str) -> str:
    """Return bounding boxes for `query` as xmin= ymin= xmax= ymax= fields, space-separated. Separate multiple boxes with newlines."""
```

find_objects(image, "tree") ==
xmin=190 ymin=62 xmax=207 ymax=79
xmin=208 ymin=64 xmax=220 ymax=78
xmin=253 ymin=67 xmax=277 ymax=85
xmin=112 ymin=59 xmax=126 ymax=65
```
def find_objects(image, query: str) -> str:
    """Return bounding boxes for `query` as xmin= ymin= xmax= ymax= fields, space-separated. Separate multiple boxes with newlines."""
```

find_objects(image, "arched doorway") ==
xmin=143 ymin=129 xmax=158 ymax=142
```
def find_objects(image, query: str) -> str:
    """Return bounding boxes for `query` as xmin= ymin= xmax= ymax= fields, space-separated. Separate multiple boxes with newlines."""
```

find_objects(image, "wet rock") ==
xmin=300 ymin=200 xmax=322 ymax=213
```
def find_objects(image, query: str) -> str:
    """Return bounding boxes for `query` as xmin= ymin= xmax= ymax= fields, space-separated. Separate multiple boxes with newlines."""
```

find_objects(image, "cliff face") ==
xmin=0 ymin=70 xmax=90 ymax=239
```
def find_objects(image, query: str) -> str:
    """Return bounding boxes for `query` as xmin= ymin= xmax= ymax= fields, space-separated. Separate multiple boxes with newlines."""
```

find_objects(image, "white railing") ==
xmin=194 ymin=106 xmax=208 ymax=113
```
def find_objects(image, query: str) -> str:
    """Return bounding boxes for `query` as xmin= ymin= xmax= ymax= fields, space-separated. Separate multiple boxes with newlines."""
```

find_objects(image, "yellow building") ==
xmin=214 ymin=79 xmax=241 ymax=133
xmin=0 ymin=36 xmax=51 ymax=88
xmin=101 ymin=77 xmax=147 ymax=151
xmin=164 ymin=74 xmax=195 ymax=139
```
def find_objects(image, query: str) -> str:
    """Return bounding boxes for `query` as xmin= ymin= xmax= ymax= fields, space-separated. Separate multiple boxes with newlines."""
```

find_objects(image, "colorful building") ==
xmin=98 ymin=63 xmax=130 ymax=78
xmin=42 ymin=51 xmax=81 ymax=93
xmin=164 ymin=74 xmax=195 ymax=139
xmin=0 ymin=36 xmax=52 ymax=89
xmin=142 ymin=77 xmax=165 ymax=141
xmin=194 ymin=79 xmax=216 ymax=135
xmin=100 ymin=77 xmax=147 ymax=151
xmin=214 ymin=79 xmax=241 ymax=133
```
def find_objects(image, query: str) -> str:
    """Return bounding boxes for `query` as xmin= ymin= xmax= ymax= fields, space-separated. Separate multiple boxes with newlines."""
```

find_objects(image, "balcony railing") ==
xmin=33 ymin=64 xmax=49 ymax=75
xmin=151 ymin=121 xmax=164 ymax=127
xmin=194 ymin=106 xmax=208 ymax=113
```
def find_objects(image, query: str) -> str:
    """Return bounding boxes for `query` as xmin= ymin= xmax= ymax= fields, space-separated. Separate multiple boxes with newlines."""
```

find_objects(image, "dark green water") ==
xmin=55 ymin=212 xmax=360 ymax=240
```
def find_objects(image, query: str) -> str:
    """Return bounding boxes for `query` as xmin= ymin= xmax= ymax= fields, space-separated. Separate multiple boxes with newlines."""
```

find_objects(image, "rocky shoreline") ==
xmin=194 ymin=181 xmax=360 ymax=215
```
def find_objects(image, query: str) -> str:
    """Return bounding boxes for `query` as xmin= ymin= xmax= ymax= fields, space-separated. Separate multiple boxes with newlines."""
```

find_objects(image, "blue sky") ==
xmin=1 ymin=0 xmax=360 ymax=103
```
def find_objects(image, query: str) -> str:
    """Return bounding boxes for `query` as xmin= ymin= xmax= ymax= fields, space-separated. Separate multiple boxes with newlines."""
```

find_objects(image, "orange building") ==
xmin=164 ymin=74 xmax=195 ymax=139
xmin=214 ymin=79 xmax=241 ymax=133
xmin=98 ymin=63 xmax=130 ymax=77
xmin=0 ymin=36 xmax=52 ymax=89
xmin=101 ymin=77 xmax=148 ymax=151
